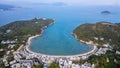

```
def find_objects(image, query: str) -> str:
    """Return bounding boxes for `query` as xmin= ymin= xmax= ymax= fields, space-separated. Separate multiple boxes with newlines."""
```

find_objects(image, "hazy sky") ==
xmin=0 ymin=0 xmax=120 ymax=6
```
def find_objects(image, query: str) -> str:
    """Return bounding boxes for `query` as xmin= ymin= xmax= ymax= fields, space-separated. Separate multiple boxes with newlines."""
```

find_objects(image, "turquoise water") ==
xmin=0 ymin=6 xmax=120 ymax=55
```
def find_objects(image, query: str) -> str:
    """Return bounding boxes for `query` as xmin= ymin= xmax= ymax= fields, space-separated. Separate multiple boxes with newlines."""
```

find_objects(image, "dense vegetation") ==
xmin=73 ymin=22 xmax=120 ymax=50
xmin=49 ymin=62 xmax=60 ymax=68
xmin=73 ymin=50 xmax=120 ymax=68
xmin=32 ymin=64 xmax=43 ymax=68
xmin=7 ymin=56 xmax=14 ymax=62
xmin=0 ymin=18 xmax=54 ymax=42
xmin=88 ymin=51 xmax=120 ymax=68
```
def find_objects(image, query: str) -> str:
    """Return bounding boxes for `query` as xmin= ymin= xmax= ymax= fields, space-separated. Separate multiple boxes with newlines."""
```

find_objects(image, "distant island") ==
xmin=0 ymin=4 xmax=22 ymax=11
xmin=101 ymin=11 xmax=111 ymax=14
xmin=73 ymin=22 xmax=120 ymax=50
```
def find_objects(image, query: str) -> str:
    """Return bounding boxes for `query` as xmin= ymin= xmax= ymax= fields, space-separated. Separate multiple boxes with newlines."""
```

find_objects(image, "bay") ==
xmin=0 ymin=6 xmax=120 ymax=55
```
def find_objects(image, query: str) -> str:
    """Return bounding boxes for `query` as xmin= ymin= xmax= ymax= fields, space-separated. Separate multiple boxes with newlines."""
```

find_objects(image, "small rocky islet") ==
xmin=101 ymin=11 xmax=111 ymax=14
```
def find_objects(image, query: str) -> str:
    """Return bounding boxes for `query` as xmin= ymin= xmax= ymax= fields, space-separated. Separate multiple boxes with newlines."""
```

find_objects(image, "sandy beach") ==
xmin=25 ymin=32 xmax=98 ymax=58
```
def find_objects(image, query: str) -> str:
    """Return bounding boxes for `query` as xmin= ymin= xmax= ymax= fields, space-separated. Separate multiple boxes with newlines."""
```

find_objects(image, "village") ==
xmin=0 ymin=38 xmax=117 ymax=68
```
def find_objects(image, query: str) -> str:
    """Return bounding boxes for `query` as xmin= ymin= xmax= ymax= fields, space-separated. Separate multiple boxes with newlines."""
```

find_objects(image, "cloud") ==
xmin=0 ymin=0 xmax=120 ymax=6
xmin=29 ymin=2 xmax=67 ymax=6
xmin=52 ymin=2 xmax=67 ymax=6
xmin=0 ymin=0 xmax=67 ymax=6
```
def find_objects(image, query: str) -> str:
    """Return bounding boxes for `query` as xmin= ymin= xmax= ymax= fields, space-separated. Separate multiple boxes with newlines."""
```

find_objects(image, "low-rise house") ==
xmin=3 ymin=59 xmax=9 ymax=67
xmin=11 ymin=63 xmax=21 ymax=68
xmin=116 ymin=51 xmax=120 ymax=54
xmin=10 ymin=60 xmax=16 ymax=65
xmin=0 ymin=49 xmax=3 ymax=52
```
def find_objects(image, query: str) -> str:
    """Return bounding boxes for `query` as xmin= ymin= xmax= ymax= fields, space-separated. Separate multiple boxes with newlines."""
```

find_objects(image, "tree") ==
xmin=7 ymin=56 xmax=14 ymax=62
xmin=50 ymin=62 xmax=60 ymax=68
xmin=32 ymin=64 xmax=43 ymax=68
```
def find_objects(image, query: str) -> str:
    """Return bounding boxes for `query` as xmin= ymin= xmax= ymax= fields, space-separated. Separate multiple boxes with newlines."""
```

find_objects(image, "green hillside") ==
xmin=73 ymin=22 xmax=120 ymax=50
xmin=0 ymin=18 xmax=54 ymax=44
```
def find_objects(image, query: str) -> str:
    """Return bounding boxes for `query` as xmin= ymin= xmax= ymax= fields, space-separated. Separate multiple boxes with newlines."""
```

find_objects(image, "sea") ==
xmin=0 ymin=5 xmax=120 ymax=55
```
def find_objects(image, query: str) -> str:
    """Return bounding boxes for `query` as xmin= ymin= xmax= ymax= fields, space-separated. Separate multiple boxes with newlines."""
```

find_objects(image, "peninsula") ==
xmin=73 ymin=22 xmax=120 ymax=50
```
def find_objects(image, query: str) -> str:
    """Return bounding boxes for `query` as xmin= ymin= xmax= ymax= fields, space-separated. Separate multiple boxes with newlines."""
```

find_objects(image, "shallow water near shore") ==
xmin=0 ymin=6 xmax=120 ymax=55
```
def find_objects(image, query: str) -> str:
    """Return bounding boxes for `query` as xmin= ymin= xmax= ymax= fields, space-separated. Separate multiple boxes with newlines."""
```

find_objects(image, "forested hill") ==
xmin=0 ymin=18 xmax=54 ymax=42
xmin=73 ymin=22 xmax=120 ymax=50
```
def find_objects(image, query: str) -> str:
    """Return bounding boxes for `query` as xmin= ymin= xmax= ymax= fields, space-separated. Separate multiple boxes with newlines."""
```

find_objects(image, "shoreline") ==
xmin=25 ymin=31 xmax=98 ymax=58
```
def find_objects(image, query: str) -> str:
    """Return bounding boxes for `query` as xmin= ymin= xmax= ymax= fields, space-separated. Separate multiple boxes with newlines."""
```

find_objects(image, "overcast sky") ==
xmin=0 ymin=0 xmax=120 ymax=6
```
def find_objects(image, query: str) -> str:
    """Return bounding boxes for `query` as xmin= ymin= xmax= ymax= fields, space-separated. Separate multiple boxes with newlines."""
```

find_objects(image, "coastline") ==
xmin=25 ymin=31 xmax=98 ymax=58
xmin=72 ymin=32 xmax=88 ymax=44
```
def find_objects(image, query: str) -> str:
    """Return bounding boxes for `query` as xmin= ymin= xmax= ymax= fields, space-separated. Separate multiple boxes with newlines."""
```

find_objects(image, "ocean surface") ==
xmin=0 ymin=6 xmax=120 ymax=55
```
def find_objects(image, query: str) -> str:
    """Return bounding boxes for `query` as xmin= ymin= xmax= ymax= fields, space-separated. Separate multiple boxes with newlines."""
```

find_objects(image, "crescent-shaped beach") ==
xmin=25 ymin=34 xmax=98 ymax=58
